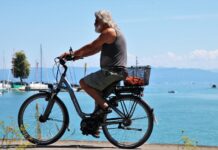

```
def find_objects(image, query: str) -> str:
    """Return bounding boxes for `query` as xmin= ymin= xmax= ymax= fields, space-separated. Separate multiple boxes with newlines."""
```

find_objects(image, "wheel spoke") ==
xmin=48 ymin=118 xmax=64 ymax=123
xmin=131 ymin=116 xmax=148 ymax=121
xmin=111 ymin=107 xmax=126 ymax=118
xmin=128 ymin=101 xmax=138 ymax=118
xmin=120 ymin=100 xmax=128 ymax=117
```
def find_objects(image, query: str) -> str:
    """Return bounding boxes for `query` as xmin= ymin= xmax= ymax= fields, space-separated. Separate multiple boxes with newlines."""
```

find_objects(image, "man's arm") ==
xmin=73 ymin=28 xmax=116 ymax=58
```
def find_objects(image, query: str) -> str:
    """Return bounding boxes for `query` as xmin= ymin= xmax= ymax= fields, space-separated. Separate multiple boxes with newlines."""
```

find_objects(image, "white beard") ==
xmin=95 ymin=24 xmax=101 ymax=33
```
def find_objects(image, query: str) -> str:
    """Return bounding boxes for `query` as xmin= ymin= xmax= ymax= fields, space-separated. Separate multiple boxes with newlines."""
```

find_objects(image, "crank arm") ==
xmin=119 ymin=126 xmax=142 ymax=131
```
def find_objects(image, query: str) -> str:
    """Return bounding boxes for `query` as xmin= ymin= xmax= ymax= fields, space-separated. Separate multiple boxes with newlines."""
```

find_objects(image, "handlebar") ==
xmin=54 ymin=47 xmax=84 ymax=77
xmin=57 ymin=47 xmax=75 ymax=65
xmin=55 ymin=57 xmax=68 ymax=77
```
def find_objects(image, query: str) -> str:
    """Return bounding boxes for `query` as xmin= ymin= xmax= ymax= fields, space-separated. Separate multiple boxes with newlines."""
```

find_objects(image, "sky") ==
xmin=1 ymin=0 xmax=218 ymax=70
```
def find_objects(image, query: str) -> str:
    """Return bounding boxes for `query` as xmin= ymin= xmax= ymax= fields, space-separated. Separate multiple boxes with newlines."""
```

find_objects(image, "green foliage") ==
xmin=178 ymin=130 xmax=198 ymax=150
xmin=181 ymin=136 xmax=196 ymax=150
xmin=11 ymin=51 xmax=30 ymax=83
xmin=0 ymin=118 xmax=30 ymax=150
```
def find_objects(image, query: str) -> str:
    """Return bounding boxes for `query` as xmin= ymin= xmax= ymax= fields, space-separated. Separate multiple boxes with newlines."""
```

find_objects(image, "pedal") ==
xmin=108 ymin=100 xmax=118 ymax=107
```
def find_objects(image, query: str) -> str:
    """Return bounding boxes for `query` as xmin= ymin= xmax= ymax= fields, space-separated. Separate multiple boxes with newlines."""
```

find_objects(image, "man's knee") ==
xmin=80 ymin=79 xmax=87 ymax=89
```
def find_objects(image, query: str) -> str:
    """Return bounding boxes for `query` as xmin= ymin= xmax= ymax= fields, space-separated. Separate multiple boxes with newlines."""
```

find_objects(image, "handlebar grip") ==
xmin=65 ymin=55 xmax=74 ymax=61
xmin=58 ymin=56 xmax=73 ymax=65
xmin=59 ymin=57 xmax=66 ymax=65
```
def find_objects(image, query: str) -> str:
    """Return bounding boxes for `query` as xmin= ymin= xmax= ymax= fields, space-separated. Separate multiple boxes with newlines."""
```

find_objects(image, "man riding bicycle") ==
xmin=60 ymin=10 xmax=127 ymax=138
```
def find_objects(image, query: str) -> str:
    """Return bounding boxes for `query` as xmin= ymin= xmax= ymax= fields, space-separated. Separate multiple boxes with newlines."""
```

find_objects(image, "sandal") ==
xmin=92 ymin=130 xmax=100 ymax=138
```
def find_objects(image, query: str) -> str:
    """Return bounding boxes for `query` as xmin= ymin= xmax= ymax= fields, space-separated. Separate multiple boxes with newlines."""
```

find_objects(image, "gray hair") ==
xmin=95 ymin=10 xmax=119 ymax=31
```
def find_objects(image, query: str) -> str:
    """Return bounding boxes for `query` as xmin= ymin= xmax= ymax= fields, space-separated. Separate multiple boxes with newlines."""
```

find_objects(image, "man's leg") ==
xmin=80 ymin=79 xmax=108 ymax=110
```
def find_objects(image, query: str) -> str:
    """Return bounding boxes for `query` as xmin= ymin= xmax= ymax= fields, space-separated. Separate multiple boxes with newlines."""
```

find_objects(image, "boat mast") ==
xmin=40 ymin=44 xmax=42 ymax=83
xmin=136 ymin=56 xmax=138 ymax=67
xmin=135 ymin=56 xmax=138 ymax=76
xmin=2 ymin=50 xmax=5 ymax=86
xmin=35 ymin=61 xmax=39 ymax=82
xmin=84 ymin=63 xmax=87 ymax=77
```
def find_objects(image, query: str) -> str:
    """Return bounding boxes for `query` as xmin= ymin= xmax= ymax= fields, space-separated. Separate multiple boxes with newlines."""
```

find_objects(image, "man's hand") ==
xmin=72 ymin=55 xmax=82 ymax=61
xmin=59 ymin=51 xmax=82 ymax=61
xmin=59 ymin=52 xmax=70 ymax=59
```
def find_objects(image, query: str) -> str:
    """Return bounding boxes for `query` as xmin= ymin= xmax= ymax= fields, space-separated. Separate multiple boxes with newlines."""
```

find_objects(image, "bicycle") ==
xmin=18 ymin=52 xmax=155 ymax=149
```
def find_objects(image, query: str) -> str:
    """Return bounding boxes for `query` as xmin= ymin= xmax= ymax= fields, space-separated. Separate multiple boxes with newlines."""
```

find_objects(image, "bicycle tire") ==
xmin=102 ymin=95 xmax=153 ymax=149
xmin=18 ymin=92 xmax=69 ymax=145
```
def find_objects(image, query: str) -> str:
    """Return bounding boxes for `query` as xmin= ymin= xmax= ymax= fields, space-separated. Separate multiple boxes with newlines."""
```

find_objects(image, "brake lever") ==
xmin=65 ymin=55 xmax=74 ymax=61
xmin=69 ymin=47 xmax=73 ymax=53
xmin=59 ymin=57 xmax=66 ymax=65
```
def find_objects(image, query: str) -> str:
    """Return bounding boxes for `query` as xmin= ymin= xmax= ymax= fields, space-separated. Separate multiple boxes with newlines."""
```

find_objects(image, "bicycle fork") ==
xmin=39 ymin=91 xmax=58 ymax=122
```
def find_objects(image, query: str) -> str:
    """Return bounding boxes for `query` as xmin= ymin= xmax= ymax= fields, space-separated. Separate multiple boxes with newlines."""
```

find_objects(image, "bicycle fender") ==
xmin=139 ymin=98 xmax=157 ymax=125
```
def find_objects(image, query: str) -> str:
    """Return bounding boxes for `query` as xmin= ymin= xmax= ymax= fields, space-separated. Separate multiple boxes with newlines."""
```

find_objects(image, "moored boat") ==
xmin=26 ymin=82 xmax=49 ymax=91
xmin=11 ymin=82 xmax=28 ymax=91
xmin=0 ymin=80 xmax=11 ymax=91
xmin=168 ymin=90 xmax=176 ymax=94
xmin=211 ymin=84 xmax=216 ymax=89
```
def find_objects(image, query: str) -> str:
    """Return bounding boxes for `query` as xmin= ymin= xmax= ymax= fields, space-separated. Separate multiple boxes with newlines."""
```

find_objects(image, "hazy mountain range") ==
xmin=0 ymin=67 xmax=218 ymax=84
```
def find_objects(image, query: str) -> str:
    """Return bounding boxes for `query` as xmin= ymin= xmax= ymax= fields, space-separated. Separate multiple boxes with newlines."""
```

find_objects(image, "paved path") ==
xmin=1 ymin=140 xmax=218 ymax=150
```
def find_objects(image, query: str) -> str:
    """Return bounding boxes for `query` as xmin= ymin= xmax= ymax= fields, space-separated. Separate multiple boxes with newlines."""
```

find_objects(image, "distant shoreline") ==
xmin=1 ymin=67 xmax=218 ymax=83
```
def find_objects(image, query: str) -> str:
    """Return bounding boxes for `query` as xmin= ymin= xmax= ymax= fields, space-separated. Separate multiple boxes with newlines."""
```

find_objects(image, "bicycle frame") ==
xmin=41 ymin=60 xmax=133 ymax=122
xmin=41 ymin=64 xmax=89 ymax=121
xmin=52 ymin=74 xmax=126 ymax=119
xmin=57 ymin=75 xmax=88 ymax=119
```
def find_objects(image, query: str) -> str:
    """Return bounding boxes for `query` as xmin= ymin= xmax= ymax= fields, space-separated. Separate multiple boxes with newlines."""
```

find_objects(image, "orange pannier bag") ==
xmin=124 ymin=76 xmax=145 ymax=86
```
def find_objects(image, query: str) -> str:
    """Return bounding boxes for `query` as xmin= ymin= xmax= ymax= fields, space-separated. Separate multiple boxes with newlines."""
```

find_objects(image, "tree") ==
xmin=11 ymin=51 xmax=30 ymax=83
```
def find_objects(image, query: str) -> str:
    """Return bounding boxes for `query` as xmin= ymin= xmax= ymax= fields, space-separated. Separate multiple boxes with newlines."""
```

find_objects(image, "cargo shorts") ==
xmin=83 ymin=69 xmax=124 ymax=91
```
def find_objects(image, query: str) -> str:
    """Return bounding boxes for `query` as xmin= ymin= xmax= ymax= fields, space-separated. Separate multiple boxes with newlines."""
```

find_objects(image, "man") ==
xmin=60 ymin=10 xmax=127 ymax=137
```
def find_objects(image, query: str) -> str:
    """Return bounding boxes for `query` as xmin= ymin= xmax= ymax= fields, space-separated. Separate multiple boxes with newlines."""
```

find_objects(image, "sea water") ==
xmin=0 ymin=82 xmax=218 ymax=146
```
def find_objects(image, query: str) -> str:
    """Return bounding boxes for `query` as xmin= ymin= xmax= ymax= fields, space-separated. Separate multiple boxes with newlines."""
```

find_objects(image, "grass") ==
xmin=0 ymin=118 xmax=30 ymax=150
xmin=177 ymin=130 xmax=198 ymax=150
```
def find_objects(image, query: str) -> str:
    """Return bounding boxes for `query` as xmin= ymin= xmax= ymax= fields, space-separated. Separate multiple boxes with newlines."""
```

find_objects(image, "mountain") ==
xmin=0 ymin=67 xmax=218 ymax=84
xmin=150 ymin=67 xmax=218 ymax=84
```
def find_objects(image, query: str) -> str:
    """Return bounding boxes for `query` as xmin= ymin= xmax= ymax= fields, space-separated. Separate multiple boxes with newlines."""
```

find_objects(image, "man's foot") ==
xmin=92 ymin=130 xmax=100 ymax=138
xmin=91 ymin=107 xmax=112 ymax=118
xmin=90 ymin=107 xmax=112 ymax=138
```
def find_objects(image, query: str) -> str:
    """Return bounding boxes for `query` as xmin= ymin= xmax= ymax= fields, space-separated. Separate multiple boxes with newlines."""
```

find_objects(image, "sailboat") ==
xmin=0 ymin=52 xmax=11 ymax=91
xmin=11 ymin=82 xmax=28 ymax=91
xmin=0 ymin=81 xmax=11 ymax=91
xmin=27 ymin=45 xmax=48 ymax=91
xmin=28 ymin=82 xmax=48 ymax=91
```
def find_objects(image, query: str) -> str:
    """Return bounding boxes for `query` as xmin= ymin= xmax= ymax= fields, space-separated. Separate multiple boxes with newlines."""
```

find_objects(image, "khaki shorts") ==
xmin=83 ymin=69 xmax=124 ymax=91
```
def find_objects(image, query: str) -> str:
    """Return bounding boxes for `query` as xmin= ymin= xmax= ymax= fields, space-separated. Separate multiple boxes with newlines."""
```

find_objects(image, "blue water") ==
xmin=0 ymin=82 xmax=218 ymax=146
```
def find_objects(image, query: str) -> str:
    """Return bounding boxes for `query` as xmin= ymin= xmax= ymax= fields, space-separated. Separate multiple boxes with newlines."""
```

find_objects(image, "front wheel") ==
xmin=18 ymin=92 xmax=69 ymax=145
xmin=102 ymin=95 xmax=154 ymax=149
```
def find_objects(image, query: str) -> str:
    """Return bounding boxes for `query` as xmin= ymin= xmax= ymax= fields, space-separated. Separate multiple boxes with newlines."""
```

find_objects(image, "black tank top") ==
xmin=100 ymin=30 xmax=127 ymax=69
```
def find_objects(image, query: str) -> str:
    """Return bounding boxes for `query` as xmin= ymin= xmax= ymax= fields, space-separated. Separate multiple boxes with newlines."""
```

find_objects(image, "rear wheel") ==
xmin=102 ymin=95 xmax=153 ymax=149
xmin=18 ymin=92 xmax=69 ymax=145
